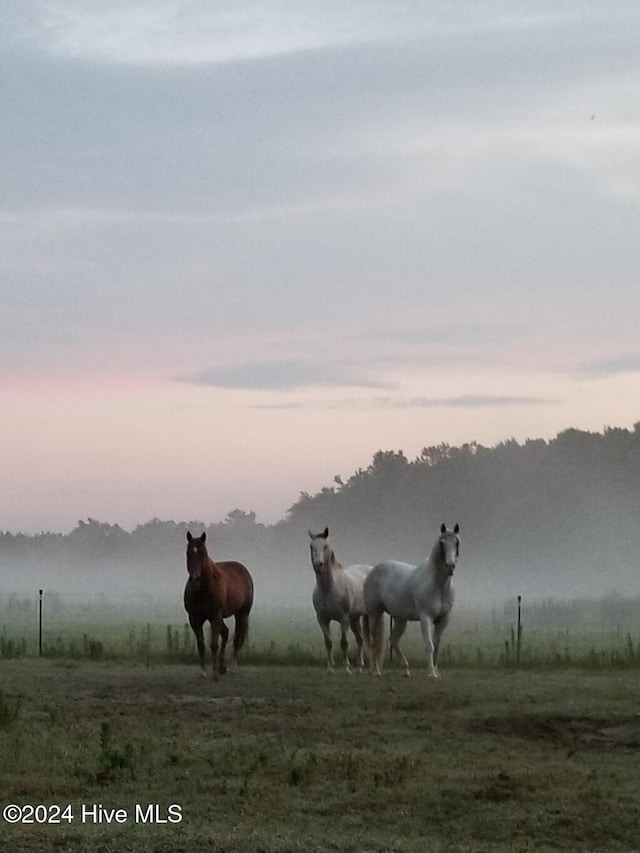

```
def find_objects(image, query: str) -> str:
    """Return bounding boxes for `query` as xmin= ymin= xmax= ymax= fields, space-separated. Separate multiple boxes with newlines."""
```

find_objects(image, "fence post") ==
xmin=516 ymin=595 xmax=522 ymax=665
xmin=38 ymin=589 xmax=43 ymax=657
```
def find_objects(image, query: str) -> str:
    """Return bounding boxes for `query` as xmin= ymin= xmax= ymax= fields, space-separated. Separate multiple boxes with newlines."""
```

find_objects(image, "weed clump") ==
xmin=96 ymin=721 xmax=136 ymax=783
xmin=0 ymin=689 xmax=20 ymax=728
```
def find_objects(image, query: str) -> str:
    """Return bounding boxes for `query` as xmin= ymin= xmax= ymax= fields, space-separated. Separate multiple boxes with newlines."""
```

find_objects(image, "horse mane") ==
xmin=328 ymin=547 xmax=343 ymax=570
xmin=428 ymin=538 xmax=444 ymax=568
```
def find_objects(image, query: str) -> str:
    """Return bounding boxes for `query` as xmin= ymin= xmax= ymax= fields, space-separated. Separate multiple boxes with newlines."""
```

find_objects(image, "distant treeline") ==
xmin=3 ymin=424 xmax=640 ymax=603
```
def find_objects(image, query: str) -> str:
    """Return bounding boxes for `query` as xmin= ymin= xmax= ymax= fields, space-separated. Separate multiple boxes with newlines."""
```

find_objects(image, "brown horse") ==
xmin=184 ymin=531 xmax=254 ymax=680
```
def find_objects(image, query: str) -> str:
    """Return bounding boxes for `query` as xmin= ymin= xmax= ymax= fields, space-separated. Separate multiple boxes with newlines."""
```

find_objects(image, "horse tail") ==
xmin=370 ymin=612 xmax=386 ymax=674
xmin=233 ymin=611 xmax=251 ymax=660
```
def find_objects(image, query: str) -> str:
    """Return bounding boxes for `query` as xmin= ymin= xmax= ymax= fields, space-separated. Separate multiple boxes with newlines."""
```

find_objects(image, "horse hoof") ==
xmin=402 ymin=671 xmax=411 ymax=678
xmin=200 ymin=670 xmax=208 ymax=679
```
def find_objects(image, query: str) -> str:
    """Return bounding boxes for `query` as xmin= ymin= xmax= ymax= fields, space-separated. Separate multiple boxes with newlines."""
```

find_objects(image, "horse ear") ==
xmin=187 ymin=531 xmax=192 ymax=542
xmin=440 ymin=523 xmax=446 ymax=534
xmin=322 ymin=527 xmax=329 ymax=538
xmin=200 ymin=532 xmax=206 ymax=542
xmin=454 ymin=523 xmax=460 ymax=534
xmin=308 ymin=529 xmax=314 ymax=539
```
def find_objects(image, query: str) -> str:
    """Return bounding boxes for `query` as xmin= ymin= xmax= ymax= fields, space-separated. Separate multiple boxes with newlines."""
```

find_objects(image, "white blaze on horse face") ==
xmin=187 ymin=544 xmax=203 ymax=579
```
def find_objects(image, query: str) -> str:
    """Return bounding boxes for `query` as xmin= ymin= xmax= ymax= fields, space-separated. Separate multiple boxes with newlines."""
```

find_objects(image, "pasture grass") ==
xmin=3 ymin=601 xmax=640 ymax=671
xmin=0 ymin=659 xmax=639 ymax=852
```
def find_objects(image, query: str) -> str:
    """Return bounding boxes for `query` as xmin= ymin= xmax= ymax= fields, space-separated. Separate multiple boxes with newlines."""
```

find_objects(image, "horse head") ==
xmin=308 ymin=527 xmax=331 ymax=575
xmin=186 ymin=531 xmax=209 ymax=581
xmin=438 ymin=523 xmax=460 ymax=576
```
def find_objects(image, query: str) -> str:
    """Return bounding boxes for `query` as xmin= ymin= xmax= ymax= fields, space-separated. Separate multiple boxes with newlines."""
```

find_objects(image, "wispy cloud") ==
xmin=251 ymin=394 xmax=556 ymax=410
xmin=367 ymin=324 xmax=525 ymax=348
xmin=25 ymin=1 xmax=421 ymax=66
xmin=573 ymin=354 xmax=640 ymax=379
xmin=390 ymin=395 xmax=556 ymax=409
xmin=177 ymin=360 xmax=391 ymax=391
xmin=27 ymin=1 xmax=570 ymax=67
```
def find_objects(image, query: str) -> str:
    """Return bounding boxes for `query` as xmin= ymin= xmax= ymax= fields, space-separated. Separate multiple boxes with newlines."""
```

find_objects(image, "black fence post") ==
xmin=516 ymin=595 xmax=522 ymax=665
xmin=38 ymin=589 xmax=43 ymax=657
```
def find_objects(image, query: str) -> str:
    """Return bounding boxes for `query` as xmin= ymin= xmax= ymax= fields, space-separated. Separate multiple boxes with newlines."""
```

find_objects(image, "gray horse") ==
xmin=308 ymin=528 xmax=371 ymax=673
xmin=363 ymin=523 xmax=461 ymax=678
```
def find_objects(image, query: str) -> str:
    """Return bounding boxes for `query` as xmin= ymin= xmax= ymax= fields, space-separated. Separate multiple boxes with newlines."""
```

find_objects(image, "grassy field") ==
xmin=1 ymin=656 xmax=640 ymax=852
xmin=3 ymin=597 xmax=640 ymax=669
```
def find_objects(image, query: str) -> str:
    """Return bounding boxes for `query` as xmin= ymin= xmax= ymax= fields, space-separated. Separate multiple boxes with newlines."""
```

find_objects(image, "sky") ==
xmin=3 ymin=1 xmax=640 ymax=534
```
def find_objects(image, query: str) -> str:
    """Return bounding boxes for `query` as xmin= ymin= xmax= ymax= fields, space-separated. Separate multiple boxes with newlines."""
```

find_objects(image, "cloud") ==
xmin=369 ymin=324 xmax=525 ymax=348
xmin=177 ymin=360 xmax=391 ymax=391
xmin=251 ymin=394 xmax=556 ymax=410
xmin=393 ymin=395 xmax=556 ymax=409
xmin=21 ymin=1 xmax=574 ymax=67
xmin=573 ymin=354 xmax=640 ymax=379
xmin=19 ymin=1 xmax=418 ymax=66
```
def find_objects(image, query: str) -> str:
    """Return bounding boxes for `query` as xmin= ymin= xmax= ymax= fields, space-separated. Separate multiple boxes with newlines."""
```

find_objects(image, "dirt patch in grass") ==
xmin=470 ymin=713 xmax=640 ymax=748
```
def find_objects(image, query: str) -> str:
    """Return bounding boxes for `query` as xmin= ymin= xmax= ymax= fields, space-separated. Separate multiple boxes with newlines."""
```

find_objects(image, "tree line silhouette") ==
xmin=2 ymin=423 xmax=640 ymax=604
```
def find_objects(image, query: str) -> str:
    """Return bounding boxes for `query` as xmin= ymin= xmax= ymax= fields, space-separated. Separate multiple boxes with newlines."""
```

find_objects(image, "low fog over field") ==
xmin=3 ymin=426 xmax=640 ymax=611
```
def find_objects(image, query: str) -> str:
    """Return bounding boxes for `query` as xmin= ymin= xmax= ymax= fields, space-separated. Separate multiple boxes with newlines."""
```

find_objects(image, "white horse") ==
xmin=308 ymin=528 xmax=371 ymax=673
xmin=363 ymin=523 xmax=460 ymax=678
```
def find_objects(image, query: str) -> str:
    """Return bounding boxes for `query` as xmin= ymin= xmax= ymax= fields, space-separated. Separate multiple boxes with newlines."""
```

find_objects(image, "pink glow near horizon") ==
xmin=4 ymin=368 xmax=640 ymax=534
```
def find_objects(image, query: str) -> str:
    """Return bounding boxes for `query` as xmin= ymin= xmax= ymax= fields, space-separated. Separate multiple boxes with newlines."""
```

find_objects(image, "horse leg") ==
xmin=389 ymin=618 xmax=411 ymax=677
xmin=418 ymin=613 xmax=438 ymax=678
xmin=218 ymin=621 xmax=229 ymax=676
xmin=432 ymin=612 xmax=450 ymax=678
xmin=339 ymin=617 xmax=352 ymax=674
xmin=349 ymin=616 xmax=365 ymax=671
xmin=210 ymin=613 xmax=223 ymax=681
xmin=362 ymin=614 xmax=372 ymax=668
xmin=316 ymin=614 xmax=334 ymax=670
xmin=188 ymin=616 xmax=208 ymax=678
